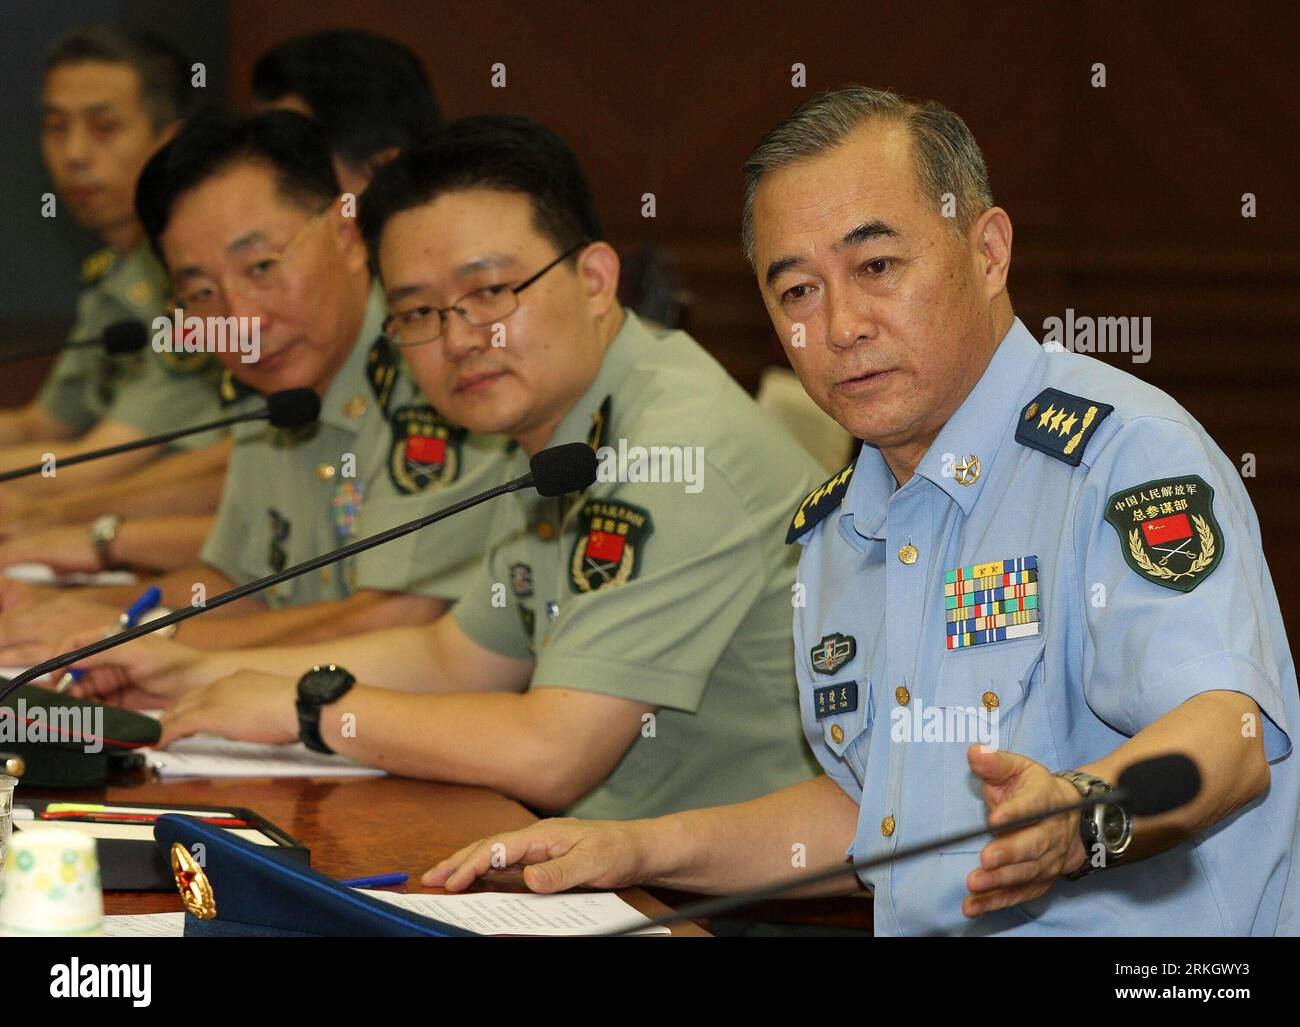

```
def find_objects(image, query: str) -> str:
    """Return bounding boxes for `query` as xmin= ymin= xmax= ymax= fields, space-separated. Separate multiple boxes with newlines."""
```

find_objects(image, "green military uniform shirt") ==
xmin=201 ymin=283 xmax=511 ymax=607
xmin=454 ymin=310 xmax=823 ymax=820
xmin=37 ymin=242 xmax=225 ymax=449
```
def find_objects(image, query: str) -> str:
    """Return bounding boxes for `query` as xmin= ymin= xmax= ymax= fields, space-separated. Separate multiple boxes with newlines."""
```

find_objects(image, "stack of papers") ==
xmin=100 ymin=890 xmax=668 ymax=937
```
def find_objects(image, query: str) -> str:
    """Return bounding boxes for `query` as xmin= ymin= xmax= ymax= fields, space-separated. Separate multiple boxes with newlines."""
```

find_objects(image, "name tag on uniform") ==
xmin=944 ymin=555 xmax=1041 ymax=650
xmin=813 ymin=681 xmax=858 ymax=719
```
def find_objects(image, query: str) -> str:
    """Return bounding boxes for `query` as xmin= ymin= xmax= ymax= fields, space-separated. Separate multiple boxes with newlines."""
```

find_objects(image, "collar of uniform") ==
xmin=912 ymin=316 xmax=1042 ymax=514
xmin=840 ymin=317 xmax=1042 ymax=543
xmin=539 ymin=306 xmax=643 ymax=450
xmin=318 ymin=280 xmax=388 ymax=431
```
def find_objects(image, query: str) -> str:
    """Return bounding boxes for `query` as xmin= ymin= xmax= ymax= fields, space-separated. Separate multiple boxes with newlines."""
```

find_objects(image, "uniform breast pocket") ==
xmin=817 ymin=681 xmax=875 ymax=787
xmin=933 ymin=640 xmax=1050 ymax=852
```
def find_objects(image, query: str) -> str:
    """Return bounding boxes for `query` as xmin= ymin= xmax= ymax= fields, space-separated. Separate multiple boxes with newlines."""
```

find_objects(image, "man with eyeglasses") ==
xmin=4 ymin=110 xmax=510 ymax=654
xmin=0 ymin=27 xmax=447 ymax=590
xmin=70 ymin=115 xmax=823 ymax=821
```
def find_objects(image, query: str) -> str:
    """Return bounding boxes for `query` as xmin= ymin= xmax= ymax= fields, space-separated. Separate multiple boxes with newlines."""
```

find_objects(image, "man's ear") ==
xmin=329 ymin=196 xmax=369 ymax=275
xmin=151 ymin=119 xmax=183 ymax=153
xmin=577 ymin=241 xmax=621 ymax=318
xmin=970 ymin=206 xmax=1013 ymax=301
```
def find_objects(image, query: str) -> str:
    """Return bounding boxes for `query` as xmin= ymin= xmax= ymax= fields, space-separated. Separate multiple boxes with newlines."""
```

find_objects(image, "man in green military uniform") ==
xmin=0 ymin=111 xmax=509 ymax=653
xmin=0 ymin=27 xmax=448 ymax=577
xmin=72 ymin=116 xmax=822 ymax=820
xmin=0 ymin=26 xmax=227 ymax=493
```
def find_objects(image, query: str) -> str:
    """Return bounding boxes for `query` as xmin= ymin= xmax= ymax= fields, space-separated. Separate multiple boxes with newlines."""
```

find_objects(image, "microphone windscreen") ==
xmin=530 ymin=442 xmax=598 ymax=497
xmin=1118 ymin=753 xmax=1201 ymax=817
xmin=266 ymin=388 xmax=322 ymax=428
xmin=102 ymin=320 xmax=148 ymax=355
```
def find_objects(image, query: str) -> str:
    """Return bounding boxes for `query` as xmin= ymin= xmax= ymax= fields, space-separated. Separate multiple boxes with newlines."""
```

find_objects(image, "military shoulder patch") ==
xmin=367 ymin=336 xmax=399 ymax=416
xmin=786 ymin=463 xmax=855 ymax=544
xmin=1015 ymin=388 xmax=1113 ymax=466
xmin=389 ymin=405 xmax=465 ymax=494
xmin=81 ymin=248 xmax=114 ymax=285
xmin=569 ymin=499 xmax=653 ymax=593
xmin=1103 ymin=474 xmax=1223 ymax=593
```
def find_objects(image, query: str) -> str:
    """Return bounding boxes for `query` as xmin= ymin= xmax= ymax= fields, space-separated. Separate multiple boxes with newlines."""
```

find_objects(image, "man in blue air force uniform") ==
xmin=418 ymin=87 xmax=1299 ymax=937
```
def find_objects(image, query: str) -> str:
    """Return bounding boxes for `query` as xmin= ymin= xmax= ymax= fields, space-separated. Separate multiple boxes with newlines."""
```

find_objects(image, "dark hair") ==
xmin=44 ymin=24 xmax=193 ymax=130
xmin=135 ymin=109 xmax=340 ymax=256
xmin=252 ymin=29 xmax=440 ymax=171
xmin=359 ymin=114 xmax=602 ymax=264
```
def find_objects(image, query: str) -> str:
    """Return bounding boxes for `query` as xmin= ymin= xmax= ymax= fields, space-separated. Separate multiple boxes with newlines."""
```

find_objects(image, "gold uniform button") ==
xmin=1024 ymin=402 xmax=1039 ymax=421
xmin=895 ymin=685 xmax=910 ymax=706
xmin=982 ymin=690 xmax=1000 ymax=711
xmin=830 ymin=724 xmax=844 ymax=744
xmin=316 ymin=463 xmax=336 ymax=481
xmin=881 ymin=816 xmax=896 ymax=837
xmin=534 ymin=521 xmax=555 ymax=540
xmin=344 ymin=395 xmax=367 ymax=418
xmin=898 ymin=543 xmax=918 ymax=565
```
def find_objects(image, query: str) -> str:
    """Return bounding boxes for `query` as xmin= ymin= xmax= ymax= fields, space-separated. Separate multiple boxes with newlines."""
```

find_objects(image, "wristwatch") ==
xmin=89 ymin=514 xmax=123 ymax=570
xmin=296 ymin=664 xmax=356 ymax=754
xmin=1054 ymin=769 xmax=1133 ymax=879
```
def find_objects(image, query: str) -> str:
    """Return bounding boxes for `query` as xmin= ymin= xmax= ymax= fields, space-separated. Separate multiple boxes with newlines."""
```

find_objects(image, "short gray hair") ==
xmin=741 ymin=85 xmax=994 ymax=267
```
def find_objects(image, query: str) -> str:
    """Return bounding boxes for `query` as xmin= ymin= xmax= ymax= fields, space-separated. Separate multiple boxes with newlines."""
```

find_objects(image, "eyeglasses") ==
xmin=383 ymin=242 xmax=585 ymax=349
xmin=175 ymin=207 xmax=331 ymax=316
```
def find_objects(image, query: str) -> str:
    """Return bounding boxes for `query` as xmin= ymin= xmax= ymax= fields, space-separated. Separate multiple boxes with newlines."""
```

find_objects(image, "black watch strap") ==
xmin=296 ymin=664 xmax=356 ymax=755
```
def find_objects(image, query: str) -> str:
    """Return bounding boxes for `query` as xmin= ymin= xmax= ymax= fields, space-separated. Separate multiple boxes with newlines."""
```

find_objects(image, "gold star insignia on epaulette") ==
xmin=1015 ymin=388 xmax=1114 ymax=467
xmin=786 ymin=462 xmax=855 ymax=544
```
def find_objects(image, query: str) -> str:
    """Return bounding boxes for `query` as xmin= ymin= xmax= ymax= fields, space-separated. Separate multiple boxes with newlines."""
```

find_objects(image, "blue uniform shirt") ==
xmin=791 ymin=317 xmax=1298 ymax=936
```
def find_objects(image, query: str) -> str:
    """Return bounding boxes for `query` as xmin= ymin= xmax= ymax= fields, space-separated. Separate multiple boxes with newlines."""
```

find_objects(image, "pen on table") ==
xmin=341 ymin=872 xmax=408 ymax=888
xmin=55 ymin=584 xmax=162 ymax=693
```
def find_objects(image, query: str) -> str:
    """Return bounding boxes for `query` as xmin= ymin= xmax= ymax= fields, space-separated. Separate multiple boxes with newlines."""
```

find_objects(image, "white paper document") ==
xmin=359 ymin=888 xmax=670 ymax=936
xmin=101 ymin=913 xmax=185 ymax=938
xmin=143 ymin=734 xmax=386 ymax=779
xmin=97 ymin=893 xmax=668 ymax=938
xmin=4 ymin=562 xmax=138 ymax=587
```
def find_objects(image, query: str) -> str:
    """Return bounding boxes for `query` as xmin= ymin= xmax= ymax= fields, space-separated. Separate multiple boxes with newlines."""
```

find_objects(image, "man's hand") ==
xmin=964 ymin=745 xmax=1087 ymax=918
xmin=157 ymin=670 xmax=299 ymax=748
xmin=54 ymin=632 xmax=215 ymax=706
xmin=0 ymin=591 xmax=118 ymax=650
xmin=422 ymin=817 xmax=656 ymax=895
xmin=0 ymin=491 xmax=38 ymax=541
xmin=0 ymin=526 xmax=102 ymax=574
xmin=0 ymin=577 xmax=52 ymax=614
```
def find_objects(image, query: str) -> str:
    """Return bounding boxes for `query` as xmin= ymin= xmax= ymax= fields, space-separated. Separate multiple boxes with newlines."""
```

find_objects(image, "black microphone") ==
xmin=0 ymin=319 xmax=149 ymax=365
xmin=0 ymin=387 xmax=320 ymax=484
xmin=615 ymin=753 xmax=1202 ymax=933
xmin=0 ymin=440 xmax=599 ymax=703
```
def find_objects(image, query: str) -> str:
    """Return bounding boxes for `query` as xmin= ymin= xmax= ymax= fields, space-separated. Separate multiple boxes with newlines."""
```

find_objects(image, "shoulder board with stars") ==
xmin=366 ymin=336 xmax=399 ymax=417
xmin=1015 ymin=388 xmax=1113 ymax=467
xmin=786 ymin=463 xmax=854 ymax=544
xmin=81 ymin=248 xmax=115 ymax=285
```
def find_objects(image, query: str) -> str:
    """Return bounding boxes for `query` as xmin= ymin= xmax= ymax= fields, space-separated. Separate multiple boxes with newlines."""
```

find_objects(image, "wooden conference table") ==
xmin=25 ymin=768 xmax=709 ymax=936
